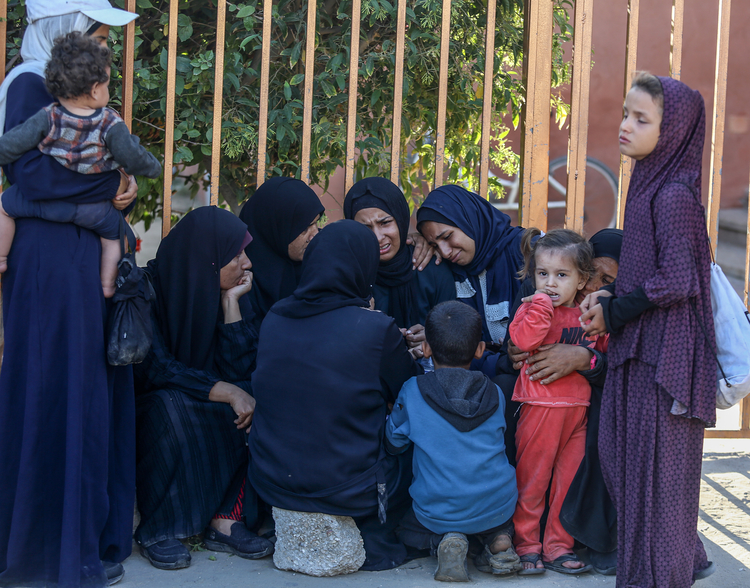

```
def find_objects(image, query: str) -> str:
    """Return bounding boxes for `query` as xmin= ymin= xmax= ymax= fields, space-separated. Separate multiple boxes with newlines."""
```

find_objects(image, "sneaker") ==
xmin=203 ymin=522 xmax=274 ymax=559
xmin=102 ymin=561 xmax=124 ymax=585
xmin=434 ymin=532 xmax=469 ymax=582
xmin=140 ymin=538 xmax=191 ymax=570
xmin=474 ymin=544 xmax=522 ymax=575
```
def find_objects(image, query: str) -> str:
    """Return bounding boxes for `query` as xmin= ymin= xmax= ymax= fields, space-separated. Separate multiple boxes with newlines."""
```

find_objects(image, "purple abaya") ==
xmin=599 ymin=77 xmax=716 ymax=588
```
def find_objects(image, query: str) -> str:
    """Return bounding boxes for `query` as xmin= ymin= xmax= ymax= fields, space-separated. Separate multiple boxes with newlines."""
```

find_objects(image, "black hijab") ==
xmin=272 ymin=220 xmax=380 ymax=319
xmin=588 ymin=228 xmax=623 ymax=263
xmin=239 ymin=177 xmax=324 ymax=324
xmin=343 ymin=177 xmax=418 ymax=327
xmin=149 ymin=206 xmax=252 ymax=370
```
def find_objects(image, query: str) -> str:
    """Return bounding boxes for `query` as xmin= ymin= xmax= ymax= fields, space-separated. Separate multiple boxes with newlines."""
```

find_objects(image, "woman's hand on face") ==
xmin=112 ymin=172 xmax=138 ymax=210
xmin=406 ymin=232 xmax=440 ymax=270
xmin=222 ymin=271 xmax=253 ymax=302
xmin=507 ymin=339 xmax=530 ymax=371
xmin=580 ymin=304 xmax=608 ymax=336
xmin=579 ymin=289 xmax=612 ymax=314
xmin=524 ymin=343 xmax=592 ymax=385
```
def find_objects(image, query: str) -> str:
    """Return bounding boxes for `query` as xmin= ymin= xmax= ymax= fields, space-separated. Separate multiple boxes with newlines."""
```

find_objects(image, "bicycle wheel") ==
xmin=547 ymin=156 xmax=619 ymax=231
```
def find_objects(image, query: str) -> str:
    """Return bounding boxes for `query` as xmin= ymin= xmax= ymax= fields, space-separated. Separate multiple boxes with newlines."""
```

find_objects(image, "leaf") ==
xmin=283 ymin=82 xmax=292 ymax=100
xmin=289 ymin=73 xmax=305 ymax=86
xmin=290 ymin=42 xmax=302 ymax=68
xmin=236 ymin=5 xmax=256 ymax=18
xmin=177 ymin=14 xmax=193 ymax=42
xmin=174 ymin=145 xmax=194 ymax=164
xmin=174 ymin=75 xmax=185 ymax=95
xmin=365 ymin=56 xmax=374 ymax=78
xmin=370 ymin=89 xmax=381 ymax=107
xmin=320 ymin=80 xmax=337 ymax=98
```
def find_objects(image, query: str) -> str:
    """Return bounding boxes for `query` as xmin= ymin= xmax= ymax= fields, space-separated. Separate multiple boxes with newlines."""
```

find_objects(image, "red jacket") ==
xmin=510 ymin=293 xmax=608 ymax=407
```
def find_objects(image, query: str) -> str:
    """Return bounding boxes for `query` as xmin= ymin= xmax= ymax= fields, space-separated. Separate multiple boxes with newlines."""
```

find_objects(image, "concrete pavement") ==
xmin=118 ymin=439 xmax=750 ymax=587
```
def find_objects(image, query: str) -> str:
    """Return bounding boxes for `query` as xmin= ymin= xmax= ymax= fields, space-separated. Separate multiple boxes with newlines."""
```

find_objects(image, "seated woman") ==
xmin=344 ymin=177 xmax=456 ymax=358
xmin=248 ymin=220 xmax=422 ymax=571
xmin=134 ymin=206 xmax=273 ymax=570
xmin=239 ymin=177 xmax=324 ymax=329
xmin=500 ymin=228 xmax=622 ymax=573
xmin=416 ymin=185 xmax=526 ymax=376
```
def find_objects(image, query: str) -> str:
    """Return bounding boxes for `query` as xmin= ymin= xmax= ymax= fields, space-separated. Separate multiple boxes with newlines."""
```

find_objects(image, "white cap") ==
xmin=27 ymin=0 xmax=138 ymax=26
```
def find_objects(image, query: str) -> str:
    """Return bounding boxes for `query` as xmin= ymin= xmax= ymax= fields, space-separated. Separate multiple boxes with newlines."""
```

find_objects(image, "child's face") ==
xmin=534 ymin=249 xmax=587 ymax=308
xmin=90 ymin=68 xmax=111 ymax=109
xmin=619 ymin=87 xmax=662 ymax=160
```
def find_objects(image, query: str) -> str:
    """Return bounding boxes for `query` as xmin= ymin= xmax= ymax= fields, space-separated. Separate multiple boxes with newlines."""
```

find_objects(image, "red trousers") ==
xmin=512 ymin=403 xmax=587 ymax=561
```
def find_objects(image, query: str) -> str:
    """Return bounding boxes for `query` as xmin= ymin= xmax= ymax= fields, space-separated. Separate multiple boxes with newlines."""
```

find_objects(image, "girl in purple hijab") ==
xmin=580 ymin=73 xmax=716 ymax=587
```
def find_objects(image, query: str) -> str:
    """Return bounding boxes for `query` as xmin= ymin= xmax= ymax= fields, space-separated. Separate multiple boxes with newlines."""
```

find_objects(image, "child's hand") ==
xmin=521 ymin=290 xmax=550 ymax=304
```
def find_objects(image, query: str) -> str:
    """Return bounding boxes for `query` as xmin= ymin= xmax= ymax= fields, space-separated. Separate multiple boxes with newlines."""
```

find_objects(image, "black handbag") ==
xmin=106 ymin=216 xmax=155 ymax=366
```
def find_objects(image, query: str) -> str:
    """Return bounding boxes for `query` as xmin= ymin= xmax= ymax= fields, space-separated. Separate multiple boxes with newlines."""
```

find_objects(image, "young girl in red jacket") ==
xmin=509 ymin=229 xmax=608 ymax=576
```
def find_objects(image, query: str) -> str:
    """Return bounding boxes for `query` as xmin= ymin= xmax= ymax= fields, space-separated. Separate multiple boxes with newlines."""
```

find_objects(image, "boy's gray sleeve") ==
xmin=104 ymin=122 xmax=162 ymax=178
xmin=0 ymin=109 xmax=51 ymax=165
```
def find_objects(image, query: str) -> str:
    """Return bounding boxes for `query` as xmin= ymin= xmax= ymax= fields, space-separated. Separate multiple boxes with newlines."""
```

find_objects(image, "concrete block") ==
xmin=272 ymin=507 xmax=366 ymax=576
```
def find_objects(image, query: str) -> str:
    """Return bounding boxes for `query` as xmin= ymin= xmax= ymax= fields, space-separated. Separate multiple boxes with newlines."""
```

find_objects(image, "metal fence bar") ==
xmin=344 ymin=0 xmax=362 ymax=193
xmin=616 ymin=0 xmax=639 ymax=230
xmin=161 ymin=0 xmax=179 ymax=238
xmin=478 ymin=0 xmax=497 ymax=200
xmin=670 ymin=0 xmax=684 ymax=80
xmin=300 ymin=0 xmax=317 ymax=184
xmin=433 ymin=0 xmax=452 ymax=189
xmin=564 ymin=0 xmax=594 ymax=233
xmin=121 ymin=0 xmax=136 ymax=129
xmin=519 ymin=0 xmax=553 ymax=230
xmin=257 ymin=0 xmax=273 ymax=187
xmin=389 ymin=0 xmax=407 ymax=186
xmin=210 ymin=0 xmax=227 ymax=206
xmin=706 ymin=0 xmax=731 ymax=254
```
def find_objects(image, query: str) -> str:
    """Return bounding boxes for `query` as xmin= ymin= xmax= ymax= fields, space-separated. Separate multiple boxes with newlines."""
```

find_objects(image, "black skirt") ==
xmin=134 ymin=389 xmax=249 ymax=546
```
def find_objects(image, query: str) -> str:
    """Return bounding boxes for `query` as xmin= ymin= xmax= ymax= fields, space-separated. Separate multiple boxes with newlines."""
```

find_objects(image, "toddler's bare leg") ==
xmin=101 ymin=237 xmax=121 ymax=298
xmin=0 ymin=195 xmax=16 ymax=273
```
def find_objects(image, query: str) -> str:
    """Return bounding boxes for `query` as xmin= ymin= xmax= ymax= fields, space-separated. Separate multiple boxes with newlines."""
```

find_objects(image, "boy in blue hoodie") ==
xmin=386 ymin=301 xmax=521 ymax=582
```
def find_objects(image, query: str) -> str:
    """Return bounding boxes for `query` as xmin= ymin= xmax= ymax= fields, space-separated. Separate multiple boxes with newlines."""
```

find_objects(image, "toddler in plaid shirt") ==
xmin=0 ymin=31 xmax=160 ymax=297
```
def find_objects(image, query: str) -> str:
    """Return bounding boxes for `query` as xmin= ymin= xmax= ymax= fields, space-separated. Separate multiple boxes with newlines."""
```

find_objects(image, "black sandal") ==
xmin=518 ymin=553 xmax=546 ymax=576
xmin=543 ymin=553 xmax=592 ymax=575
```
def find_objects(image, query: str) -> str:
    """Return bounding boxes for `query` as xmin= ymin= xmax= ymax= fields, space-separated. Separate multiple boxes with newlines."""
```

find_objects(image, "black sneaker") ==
xmin=203 ymin=523 xmax=274 ymax=559
xmin=102 ymin=561 xmax=124 ymax=585
xmin=140 ymin=538 xmax=191 ymax=570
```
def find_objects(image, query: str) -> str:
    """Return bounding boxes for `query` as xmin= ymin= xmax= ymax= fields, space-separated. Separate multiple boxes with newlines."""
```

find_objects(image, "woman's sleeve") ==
xmin=3 ymin=73 xmax=120 ymax=204
xmin=214 ymin=317 xmax=259 ymax=382
xmin=641 ymin=185 xmax=704 ymax=306
xmin=133 ymin=309 xmax=220 ymax=401
xmin=379 ymin=321 xmax=423 ymax=404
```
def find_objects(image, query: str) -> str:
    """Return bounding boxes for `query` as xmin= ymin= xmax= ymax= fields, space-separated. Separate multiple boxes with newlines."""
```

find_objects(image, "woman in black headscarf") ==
xmin=239 ymin=177 xmax=324 ymax=328
xmin=134 ymin=206 xmax=273 ymax=571
xmin=344 ymin=177 xmax=455 ymax=358
xmin=249 ymin=220 xmax=422 ymax=571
